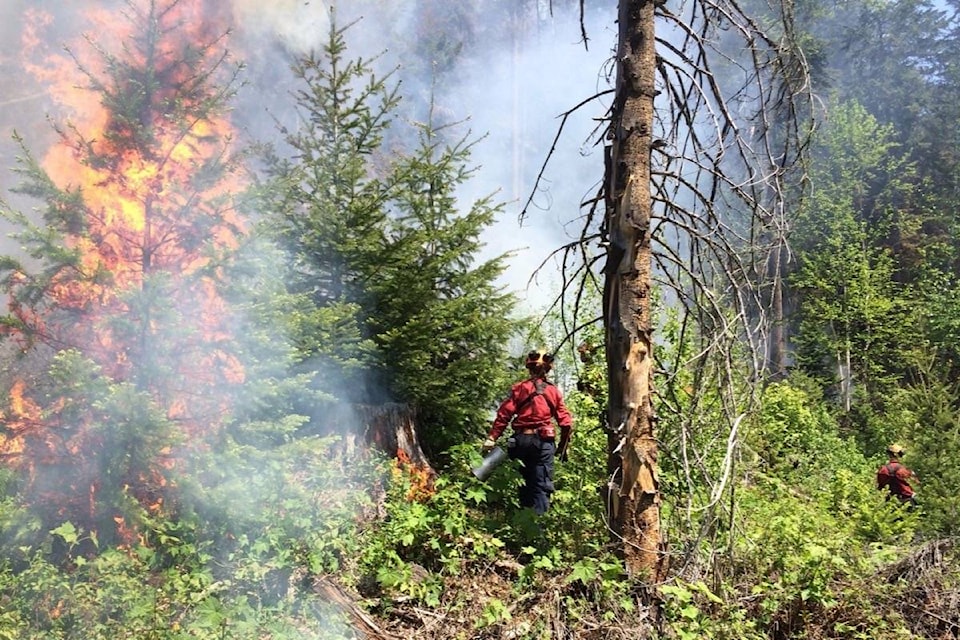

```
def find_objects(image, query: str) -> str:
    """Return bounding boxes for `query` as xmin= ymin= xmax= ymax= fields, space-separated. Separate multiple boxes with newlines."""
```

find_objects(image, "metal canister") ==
xmin=472 ymin=446 xmax=507 ymax=481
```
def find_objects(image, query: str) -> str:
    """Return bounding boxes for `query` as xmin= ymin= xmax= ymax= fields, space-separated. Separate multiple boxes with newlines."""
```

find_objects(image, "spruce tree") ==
xmin=257 ymin=16 xmax=397 ymax=405
xmin=260 ymin=19 xmax=519 ymax=455
xmin=0 ymin=0 xmax=245 ymax=543
xmin=371 ymin=115 xmax=517 ymax=455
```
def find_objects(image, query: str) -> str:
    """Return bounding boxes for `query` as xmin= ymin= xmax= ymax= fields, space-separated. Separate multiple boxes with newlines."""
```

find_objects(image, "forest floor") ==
xmin=316 ymin=538 xmax=960 ymax=639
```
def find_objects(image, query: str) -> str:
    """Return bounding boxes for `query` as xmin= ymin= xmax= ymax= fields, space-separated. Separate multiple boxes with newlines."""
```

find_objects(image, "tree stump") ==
xmin=324 ymin=402 xmax=437 ymax=496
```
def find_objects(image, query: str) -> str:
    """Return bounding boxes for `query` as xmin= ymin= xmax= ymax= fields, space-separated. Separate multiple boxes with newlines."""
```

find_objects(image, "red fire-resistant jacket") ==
xmin=488 ymin=377 xmax=573 ymax=441
xmin=876 ymin=459 xmax=916 ymax=500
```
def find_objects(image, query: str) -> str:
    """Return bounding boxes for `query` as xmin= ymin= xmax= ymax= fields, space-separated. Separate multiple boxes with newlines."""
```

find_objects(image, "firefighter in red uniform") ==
xmin=483 ymin=350 xmax=573 ymax=515
xmin=876 ymin=443 xmax=918 ymax=507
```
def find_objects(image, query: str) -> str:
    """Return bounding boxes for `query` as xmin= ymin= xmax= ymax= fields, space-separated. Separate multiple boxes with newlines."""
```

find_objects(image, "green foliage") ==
xmin=745 ymin=381 xmax=923 ymax=544
xmin=661 ymin=579 xmax=762 ymax=640
xmin=731 ymin=479 xmax=912 ymax=639
xmin=751 ymin=381 xmax=867 ymax=485
xmin=790 ymin=100 xmax=916 ymax=403
xmin=0 ymin=433 xmax=379 ymax=639
xmin=368 ymin=113 xmax=518 ymax=454
xmin=358 ymin=453 xmax=510 ymax=606
xmin=665 ymin=374 xmax=928 ymax=639
xmin=889 ymin=376 xmax=960 ymax=536
xmin=476 ymin=597 xmax=511 ymax=628
xmin=915 ymin=269 xmax=960 ymax=374
xmin=0 ymin=350 xmax=182 ymax=549
xmin=828 ymin=468 xmax=920 ymax=543
xmin=258 ymin=17 xmax=520 ymax=452
xmin=255 ymin=14 xmax=396 ymax=402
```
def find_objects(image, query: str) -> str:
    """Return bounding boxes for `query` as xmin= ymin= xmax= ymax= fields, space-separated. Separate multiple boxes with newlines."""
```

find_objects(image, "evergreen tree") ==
xmin=371 ymin=115 xmax=517 ymax=455
xmin=260 ymin=20 xmax=520 ymax=454
xmin=809 ymin=0 xmax=948 ymax=147
xmin=257 ymin=16 xmax=396 ymax=405
xmin=0 ymin=0 xmax=245 ymax=543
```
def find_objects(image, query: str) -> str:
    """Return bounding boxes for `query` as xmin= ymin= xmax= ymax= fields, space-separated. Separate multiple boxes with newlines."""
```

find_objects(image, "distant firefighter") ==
xmin=876 ymin=443 xmax=918 ymax=507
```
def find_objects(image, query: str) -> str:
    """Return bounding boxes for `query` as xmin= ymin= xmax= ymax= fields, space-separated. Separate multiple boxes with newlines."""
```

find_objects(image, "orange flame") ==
xmin=8 ymin=380 xmax=41 ymax=425
xmin=16 ymin=2 xmax=246 ymax=392
xmin=6 ymin=0 xmax=249 ymax=539
xmin=394 ymin=449 xmax=437 ymax=502
xmin=0 ymin=381 xmax=37 ymax=456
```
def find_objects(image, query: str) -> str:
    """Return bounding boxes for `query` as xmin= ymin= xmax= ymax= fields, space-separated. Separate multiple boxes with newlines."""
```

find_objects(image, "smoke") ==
xmin=399 ymin=2 xmax=617 ymax=314
xmin=230 ymin=0 xmax=330 ymax=53
xmin=440 ymin=6 xmax=617 ymax=312
xmin=0 ymin=1 xmax=616 ymax=313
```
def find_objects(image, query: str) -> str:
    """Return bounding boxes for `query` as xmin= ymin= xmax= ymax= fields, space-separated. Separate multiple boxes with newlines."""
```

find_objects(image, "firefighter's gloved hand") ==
xmin=482 ymin=438 xmax=497 ymax=452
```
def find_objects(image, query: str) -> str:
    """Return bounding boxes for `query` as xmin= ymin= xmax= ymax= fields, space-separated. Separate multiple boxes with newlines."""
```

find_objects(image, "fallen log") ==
xmin=313 ymin=576 xmax=401 ymax=639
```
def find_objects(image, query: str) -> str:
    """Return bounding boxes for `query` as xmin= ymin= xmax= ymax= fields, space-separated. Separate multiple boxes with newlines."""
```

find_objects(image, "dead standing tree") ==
xmin=518 ymin=0 xmax=812 ymax=580
xmin=602 ymin=0 xmax=813 ymax=579
xmin=604 ymin=0 xmax=663 ymax=580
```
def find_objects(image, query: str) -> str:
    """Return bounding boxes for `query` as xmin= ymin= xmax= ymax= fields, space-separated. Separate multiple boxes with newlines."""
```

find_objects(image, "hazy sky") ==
xmin=241 ymin=0 xmax=618 ymax=312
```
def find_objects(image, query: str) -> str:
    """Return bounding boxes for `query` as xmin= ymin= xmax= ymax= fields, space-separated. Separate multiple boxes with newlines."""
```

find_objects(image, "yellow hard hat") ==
xmin=525 ymin=350 xmax=554 ymax=370
xmin=887 ymin=443 xmax=905 ymax=457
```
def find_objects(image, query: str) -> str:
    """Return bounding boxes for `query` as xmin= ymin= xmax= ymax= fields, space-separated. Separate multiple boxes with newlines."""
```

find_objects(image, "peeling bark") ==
xmin=603 ymin=0 xmax=665 ymax=581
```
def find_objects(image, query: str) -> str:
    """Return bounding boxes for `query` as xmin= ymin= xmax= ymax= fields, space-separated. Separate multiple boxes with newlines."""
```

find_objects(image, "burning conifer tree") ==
xmin=0 ymin=0 xmax=246 ymax=546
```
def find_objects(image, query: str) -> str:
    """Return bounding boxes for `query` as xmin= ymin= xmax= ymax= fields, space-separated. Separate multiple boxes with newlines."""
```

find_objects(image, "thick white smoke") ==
xmin=230 ymin=0 xmax=330 ymax=53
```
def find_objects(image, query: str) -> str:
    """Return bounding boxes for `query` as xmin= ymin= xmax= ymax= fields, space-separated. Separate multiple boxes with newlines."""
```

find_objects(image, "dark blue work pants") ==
xmin=507 ymin=433 xmax=555 ymax=515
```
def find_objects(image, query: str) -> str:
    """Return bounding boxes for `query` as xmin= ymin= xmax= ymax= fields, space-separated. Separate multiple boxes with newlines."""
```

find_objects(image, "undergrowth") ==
xmin=1 ymin=380 xmax=959 ymax=639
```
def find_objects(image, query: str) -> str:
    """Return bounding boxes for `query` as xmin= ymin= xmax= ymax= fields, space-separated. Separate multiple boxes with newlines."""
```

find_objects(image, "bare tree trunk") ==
xmin=769 ymin=241 xmax=787 ymax=379
xmin=603 ymin=0 xmax=664 ymax=581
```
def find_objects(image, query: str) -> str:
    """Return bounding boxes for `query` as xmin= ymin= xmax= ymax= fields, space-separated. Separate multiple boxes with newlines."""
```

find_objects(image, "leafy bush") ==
xmin=750 ymin=381 xmax=868 ymax=487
